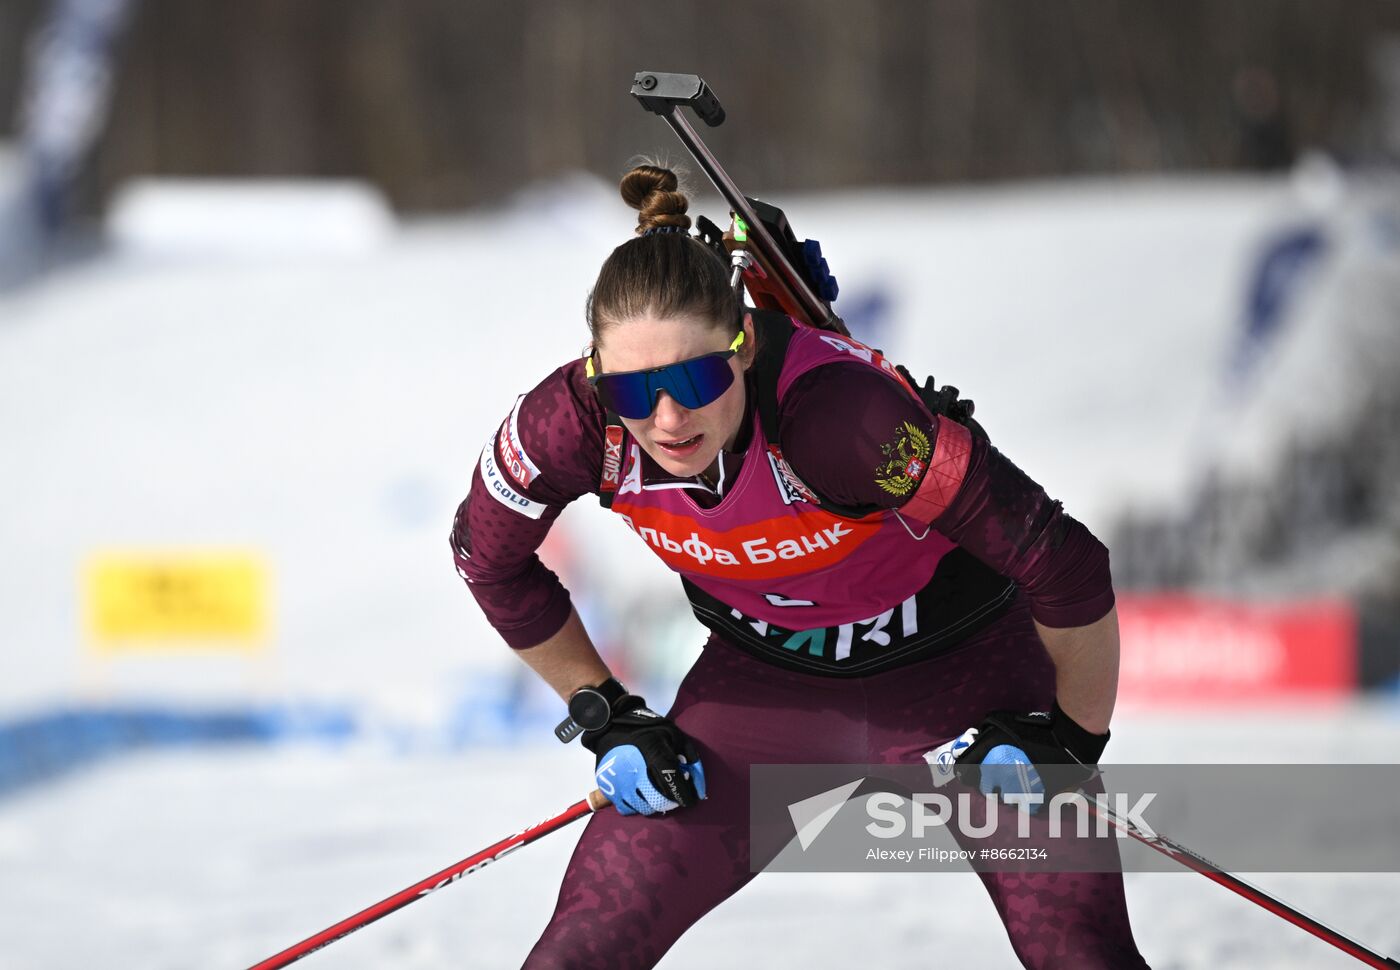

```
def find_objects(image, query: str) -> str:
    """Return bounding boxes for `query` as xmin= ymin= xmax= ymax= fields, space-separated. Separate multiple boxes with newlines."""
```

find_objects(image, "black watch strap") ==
xmin=554 ymin=677 xmax=629 ymax=744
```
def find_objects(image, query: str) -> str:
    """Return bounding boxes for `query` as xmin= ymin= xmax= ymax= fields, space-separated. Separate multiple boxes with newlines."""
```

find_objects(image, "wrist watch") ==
xmin=554 ymin=677 xmax=629 ymax=743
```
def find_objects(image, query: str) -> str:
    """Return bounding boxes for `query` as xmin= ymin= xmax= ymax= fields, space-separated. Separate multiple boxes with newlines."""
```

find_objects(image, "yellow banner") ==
xmin=84 ymin=550 xmax=269 ymax=652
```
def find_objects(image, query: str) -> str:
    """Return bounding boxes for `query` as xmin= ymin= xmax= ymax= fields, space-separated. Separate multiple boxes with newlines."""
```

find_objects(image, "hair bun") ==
xmin=620 ymin=164 xmax=692 ymax=235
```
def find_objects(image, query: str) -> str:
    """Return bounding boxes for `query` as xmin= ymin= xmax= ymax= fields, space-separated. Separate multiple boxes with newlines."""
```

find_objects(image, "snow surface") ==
xmin=1 ymin=707 xmax=1397 ymax=969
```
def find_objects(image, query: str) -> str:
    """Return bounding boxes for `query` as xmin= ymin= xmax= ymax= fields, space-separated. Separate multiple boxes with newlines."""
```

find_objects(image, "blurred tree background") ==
xmin=3 ymin=0 xmax=1399 ymax=214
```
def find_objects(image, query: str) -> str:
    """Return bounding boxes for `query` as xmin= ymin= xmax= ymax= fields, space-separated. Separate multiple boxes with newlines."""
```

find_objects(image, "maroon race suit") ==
xmin=451 ymin=314 xmax=1147 ymax=969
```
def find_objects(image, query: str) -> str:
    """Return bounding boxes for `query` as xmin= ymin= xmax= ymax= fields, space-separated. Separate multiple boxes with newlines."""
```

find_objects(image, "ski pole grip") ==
xmin=587 ymin=788 xmax=612 ymax=812
xmin=631 ymin=72 xmax=726 ymax=127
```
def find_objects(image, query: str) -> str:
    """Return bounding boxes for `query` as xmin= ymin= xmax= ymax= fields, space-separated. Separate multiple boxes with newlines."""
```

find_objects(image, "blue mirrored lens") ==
xmin=597 ymin=354 xmax=736 ymax=419
xmin=601 ymin=374 xmax=656 ymax=419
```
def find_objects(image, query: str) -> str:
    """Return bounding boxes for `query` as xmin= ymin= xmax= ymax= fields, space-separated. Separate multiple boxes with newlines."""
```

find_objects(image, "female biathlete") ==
xmin=451 ymin=165 xmax=1149 ymax=969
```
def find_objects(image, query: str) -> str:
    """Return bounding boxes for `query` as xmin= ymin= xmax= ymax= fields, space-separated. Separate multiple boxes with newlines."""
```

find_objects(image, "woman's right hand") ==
xmin=582 ymin=696 xmax=707 ymax=816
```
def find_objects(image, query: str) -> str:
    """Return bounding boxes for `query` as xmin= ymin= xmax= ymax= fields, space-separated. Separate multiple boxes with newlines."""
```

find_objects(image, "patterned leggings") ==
xmin=524 ymin=598 xmax=1149 ymax=969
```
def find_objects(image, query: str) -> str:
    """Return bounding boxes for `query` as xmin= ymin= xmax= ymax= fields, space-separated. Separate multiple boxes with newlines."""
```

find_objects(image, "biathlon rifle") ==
xmin=631 ymin=70 xmax=981 ymax=432
xmin=630 ymin=71 xmax=848 ymax=337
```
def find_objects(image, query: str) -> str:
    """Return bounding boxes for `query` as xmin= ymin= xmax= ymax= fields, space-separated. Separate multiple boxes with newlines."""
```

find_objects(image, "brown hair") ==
xmin=586 ymin=165 xmax=742 ymax=345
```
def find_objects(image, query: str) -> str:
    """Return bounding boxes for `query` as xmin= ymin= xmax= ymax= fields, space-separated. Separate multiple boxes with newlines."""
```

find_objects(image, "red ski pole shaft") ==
xmin=1088 ymin=800 xmax=1400 ymax=969
xmin=245 ymin=788 xmax=612 ymax=970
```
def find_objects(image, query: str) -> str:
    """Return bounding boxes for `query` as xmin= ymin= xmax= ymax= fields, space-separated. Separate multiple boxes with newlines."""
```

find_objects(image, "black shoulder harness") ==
xmin=744 ymin=309 xmax=885 ymax=520
xmin=597 ymin=407 xmax=626 ymax=510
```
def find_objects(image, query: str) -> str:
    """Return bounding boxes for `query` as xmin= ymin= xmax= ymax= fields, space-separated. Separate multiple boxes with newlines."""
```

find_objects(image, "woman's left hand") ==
xmin=926 ymin=702 xmax=1108 ymax=812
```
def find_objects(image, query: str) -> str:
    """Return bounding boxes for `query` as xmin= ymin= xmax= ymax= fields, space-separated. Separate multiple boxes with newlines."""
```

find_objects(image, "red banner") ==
xmin=1116 ymin=595 xmax=1357 ymax=706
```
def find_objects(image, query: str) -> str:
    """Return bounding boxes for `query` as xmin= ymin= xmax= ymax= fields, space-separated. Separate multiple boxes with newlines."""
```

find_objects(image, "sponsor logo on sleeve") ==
xmin=480 ymin=433 xmax=547 ymax=519
xmin=875 ymin=421 xmax=932 ymax=498
xmin=497 ymin=395 xmax=543 ymax=489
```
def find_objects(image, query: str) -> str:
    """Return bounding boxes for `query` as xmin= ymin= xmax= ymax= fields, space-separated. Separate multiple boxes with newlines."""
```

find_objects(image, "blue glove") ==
xmin=583 ymin=696 xmax=707 ymax=817
xmin=927 ymin=702 xmax=1108 ymax=814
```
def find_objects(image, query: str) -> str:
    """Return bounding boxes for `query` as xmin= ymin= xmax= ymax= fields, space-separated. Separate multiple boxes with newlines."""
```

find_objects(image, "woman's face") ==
xmin=594 ymin=312 xmax=755 ymax=479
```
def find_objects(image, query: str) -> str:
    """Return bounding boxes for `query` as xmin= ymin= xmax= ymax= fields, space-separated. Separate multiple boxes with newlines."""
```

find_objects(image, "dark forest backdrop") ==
xmin=3 ymin=0 xmax=1399 ymax=213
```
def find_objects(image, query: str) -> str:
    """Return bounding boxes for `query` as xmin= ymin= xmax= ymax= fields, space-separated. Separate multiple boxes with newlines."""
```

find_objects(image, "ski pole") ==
xmin=244 ymin=789 xmax=612 ymax=970
xmin=1088 ymin=798 xmax=1399 ymax=969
